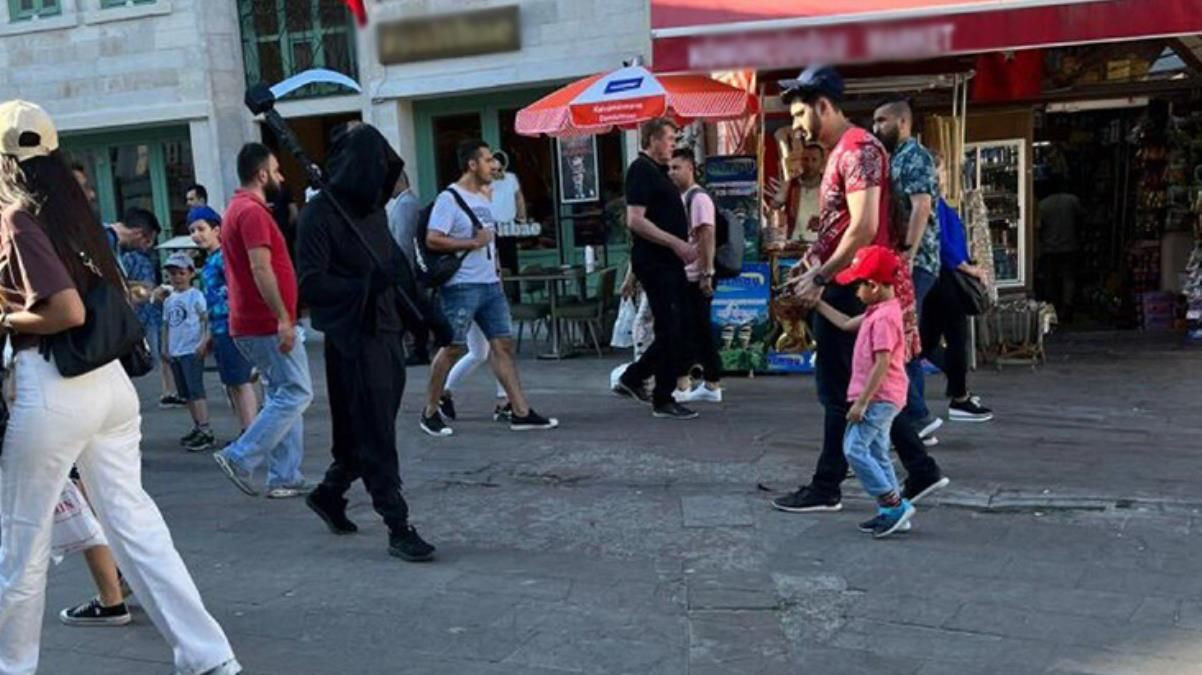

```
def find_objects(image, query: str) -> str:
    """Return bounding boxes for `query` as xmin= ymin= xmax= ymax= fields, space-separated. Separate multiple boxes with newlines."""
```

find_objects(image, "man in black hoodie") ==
xmin=295 ymin=123 xmax=436 ymax=562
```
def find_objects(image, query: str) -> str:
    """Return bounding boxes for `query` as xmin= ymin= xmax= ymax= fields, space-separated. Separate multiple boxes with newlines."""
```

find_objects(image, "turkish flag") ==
xmin=344 ymin=0 xmax=366 ymax=26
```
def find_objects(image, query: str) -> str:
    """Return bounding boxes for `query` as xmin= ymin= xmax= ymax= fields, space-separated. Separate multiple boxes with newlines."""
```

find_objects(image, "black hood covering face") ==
xmin=324 ymin=123 xmax=404 ymax=216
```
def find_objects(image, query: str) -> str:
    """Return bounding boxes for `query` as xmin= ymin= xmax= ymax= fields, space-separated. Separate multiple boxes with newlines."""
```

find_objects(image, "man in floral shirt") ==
xmin=770 ymin=66 xmax=947 ymax=516
xmin=873 ymin=98 xmax=943 ymax=441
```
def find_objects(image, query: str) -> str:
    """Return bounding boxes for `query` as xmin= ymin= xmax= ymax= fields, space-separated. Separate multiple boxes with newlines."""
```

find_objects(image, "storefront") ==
xmin=645 ymin=0 xmax=1202 ymax=365
xmin=363 ymin=1 xmax=651 ymax=278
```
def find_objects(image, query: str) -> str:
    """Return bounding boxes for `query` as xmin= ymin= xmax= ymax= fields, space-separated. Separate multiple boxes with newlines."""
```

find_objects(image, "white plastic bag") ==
xmin=610 ymin=297 xmax=637 ymax=349
xmin=51 ymin=481 xmax=107 ymax=564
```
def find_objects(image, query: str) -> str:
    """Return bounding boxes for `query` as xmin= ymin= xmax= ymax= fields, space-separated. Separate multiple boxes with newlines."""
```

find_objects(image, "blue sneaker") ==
xmin=873 ymin=500 xmax=916 ymax=539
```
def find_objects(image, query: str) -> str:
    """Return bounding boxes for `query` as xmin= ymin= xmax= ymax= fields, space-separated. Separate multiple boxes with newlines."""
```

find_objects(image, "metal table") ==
xmin=505 ymin=265 xmax=616 ymax=360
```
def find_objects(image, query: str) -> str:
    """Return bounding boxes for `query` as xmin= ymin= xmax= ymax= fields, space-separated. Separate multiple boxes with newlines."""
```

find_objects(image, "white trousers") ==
xmin=0 ymin=351 xmax=234 ymax=675
xmin=445 ymin=323 xmax=506 ymax=399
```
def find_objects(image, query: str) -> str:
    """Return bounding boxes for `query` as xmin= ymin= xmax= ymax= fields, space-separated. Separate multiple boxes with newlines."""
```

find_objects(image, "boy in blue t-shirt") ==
xmin=187 ymin=206 xmax=259 ymax=435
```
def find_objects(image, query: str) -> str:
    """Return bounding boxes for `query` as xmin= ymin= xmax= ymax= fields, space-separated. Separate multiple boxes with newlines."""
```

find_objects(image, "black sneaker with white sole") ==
xmin=771 ymin=486 xmax=843 ymax=513
xmin=420 ymin=411 xmax=453 ymax=437
xmin=494 ymin=402 xmax=513 ymax=422
xmin=652 ymin=402 xmax=699 ymax=420
xmin=510 ymin=409 xmax=558 ymax=431
xmin=59 ymin=597 xmax=131 ymax=626
xmin=184 ymin=429 xmax=216 ymax=453
xmin=438 ymin=393 xmax=457 ymax=422
xmin=949 ymin=395 xmax=994 ymax=422
xmin=902 ymin=475 xmax=950 ymax=504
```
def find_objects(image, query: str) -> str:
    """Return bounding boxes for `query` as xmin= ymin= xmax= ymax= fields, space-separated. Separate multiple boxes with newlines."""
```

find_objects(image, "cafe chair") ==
xmin=504 ymin=273 xmax=551 ymax=354
xmin=555 ymin=267 xmax=618 ymax=357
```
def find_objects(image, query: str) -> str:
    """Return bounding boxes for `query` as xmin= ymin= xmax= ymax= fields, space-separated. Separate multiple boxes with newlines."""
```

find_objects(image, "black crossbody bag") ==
xmin=39 ymin=248 xmax=153 ymax=378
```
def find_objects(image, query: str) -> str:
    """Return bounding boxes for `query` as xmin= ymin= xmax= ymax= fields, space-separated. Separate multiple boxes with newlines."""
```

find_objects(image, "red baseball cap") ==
xmin=835 ymin=245 xmax=900 ymax=285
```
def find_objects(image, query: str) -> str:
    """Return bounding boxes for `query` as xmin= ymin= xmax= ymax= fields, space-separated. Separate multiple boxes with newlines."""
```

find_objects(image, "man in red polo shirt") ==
xmin=769 ymin=67 xmax=948 ymax=516
xmin=212 ymin=143 xmax=311 ymax=499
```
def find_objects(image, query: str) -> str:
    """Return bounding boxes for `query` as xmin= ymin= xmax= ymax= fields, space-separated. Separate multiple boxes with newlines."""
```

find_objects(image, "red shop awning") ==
xmin=651 ymin=0 xmax=1202 ymax=72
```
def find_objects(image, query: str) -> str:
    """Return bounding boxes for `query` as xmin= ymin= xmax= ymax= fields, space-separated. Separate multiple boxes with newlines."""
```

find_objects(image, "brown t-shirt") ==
xmin=0 ymin=206 xmax=75 ymax=351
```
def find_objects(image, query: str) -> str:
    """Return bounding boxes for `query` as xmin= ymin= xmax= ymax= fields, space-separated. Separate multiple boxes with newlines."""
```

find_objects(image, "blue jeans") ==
xmin=844 ymin=402 xmax=901 ymax=497
xmin=221 ymin=328 xmax=312 ymax=488
xmin=440 ymin=282 xmax=514 ymax=346
xmin=905 ymin=267 xmax=938 ymax=423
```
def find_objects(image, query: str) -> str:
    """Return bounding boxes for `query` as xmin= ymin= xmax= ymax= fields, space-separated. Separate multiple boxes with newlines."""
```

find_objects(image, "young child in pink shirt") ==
xmin=816 ymin=245 xmax=915 ymax=538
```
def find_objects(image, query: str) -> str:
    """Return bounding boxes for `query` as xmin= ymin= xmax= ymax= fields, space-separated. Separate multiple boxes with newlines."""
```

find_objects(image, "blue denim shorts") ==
xmin=169 ymin=354 xmax=206 ymax=401
xmin=439 ymin=282 xmax=513 ymax=346
xmin=213 ymin=333 xmax=254 ymax=387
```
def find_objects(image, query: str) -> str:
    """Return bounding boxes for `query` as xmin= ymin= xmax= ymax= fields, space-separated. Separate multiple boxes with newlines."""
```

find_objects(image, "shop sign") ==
xmin=378 ymin=6 xmax=521 ymax=65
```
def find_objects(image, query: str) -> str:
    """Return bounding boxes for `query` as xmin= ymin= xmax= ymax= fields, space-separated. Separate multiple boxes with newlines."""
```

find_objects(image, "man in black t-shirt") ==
xmin=613 ymin=118 xmax=699 ymax=419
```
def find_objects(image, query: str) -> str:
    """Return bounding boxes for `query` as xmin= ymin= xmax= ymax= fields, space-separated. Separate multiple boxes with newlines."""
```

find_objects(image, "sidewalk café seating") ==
xmin=556 ymin=267 xmax=618 ymax=357
xmin=504 ymin=267 xmax=552 ymax=353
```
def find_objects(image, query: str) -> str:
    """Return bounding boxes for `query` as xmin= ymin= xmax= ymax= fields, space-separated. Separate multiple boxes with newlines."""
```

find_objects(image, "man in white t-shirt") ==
xmin=418 ymin=139 xmax=558 ymax=436
xmin=668 ymin=148 xmax=723 ymax=404
xmin=489 ymin=149 xmax=526 ymax=229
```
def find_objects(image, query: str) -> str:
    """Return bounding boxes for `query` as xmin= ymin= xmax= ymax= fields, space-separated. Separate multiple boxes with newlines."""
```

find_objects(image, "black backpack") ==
xmin=685 ymin=186 xmax=744 ymax=279
xmin=413 ymin=188 xmax=484 ymax=287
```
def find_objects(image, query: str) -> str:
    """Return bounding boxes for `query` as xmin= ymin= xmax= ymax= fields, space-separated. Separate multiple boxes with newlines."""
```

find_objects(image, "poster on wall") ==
xmin=712 ymin=262 xmax=772 ymax=374
xmin=703 ymin=155 xmax=760 ymax=261
xmin=557 ymin=136 xmax=600 ymax=204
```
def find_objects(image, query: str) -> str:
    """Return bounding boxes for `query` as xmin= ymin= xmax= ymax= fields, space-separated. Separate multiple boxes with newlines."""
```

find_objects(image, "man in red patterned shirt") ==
xmin=770 ymin=66 xmax=948 ymax=515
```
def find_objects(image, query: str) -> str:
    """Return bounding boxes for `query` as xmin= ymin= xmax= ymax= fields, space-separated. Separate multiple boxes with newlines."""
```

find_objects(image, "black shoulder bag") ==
xmin=40 ymin=248 xmax=154 ymax=378
xmin=421 ymin=189 xmax=485 ymax=287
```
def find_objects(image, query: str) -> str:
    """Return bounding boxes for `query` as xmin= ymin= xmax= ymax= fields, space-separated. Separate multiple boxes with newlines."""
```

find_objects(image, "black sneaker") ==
xmin=59 ymin=597 xmax=131 ymax=626
xmin=858 ymin=513 xmax=913 ymax=533
xmin=874 ymin=501 xmax=916 ymax=539
xmin=306 ymin=489 xmax=358 ymax=535
xmin=771 ymin=486 xmax=843 ymax=513
xmin=903 ymin=475 xmax=950 ymax=505
xmin=389 ymin=525 xmax=436 ymax=562
xmin=949 ymin=395 xmax=994 ymax=422
xmin=184 ymin=429 xmax=216 ymax=453
xmin=493 ymin=402 xmax=513 ymax=423
xmin=613 ymin=378 xmax=652 ymax=405
xmin=159 ymin=394 xmax=186 ymax=409
xmin=438 ymin=393 xmax=457 ymax=422
xmin=652 ymin=401 xmax=699 ymax=420
xmin=509 ymin=408 xmax=558 ymax=431
xmin=420 ymin=410 xmax=453 ymax=437
xmin=179 ymin=428 xmax=202 ymax=447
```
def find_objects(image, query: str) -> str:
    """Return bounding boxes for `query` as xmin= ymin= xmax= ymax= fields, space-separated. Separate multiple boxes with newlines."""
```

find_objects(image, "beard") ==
xmin=876 ymin=128 xmax=901 ymax=153
xmin=264 ymin=179 xmax=284 ymax=204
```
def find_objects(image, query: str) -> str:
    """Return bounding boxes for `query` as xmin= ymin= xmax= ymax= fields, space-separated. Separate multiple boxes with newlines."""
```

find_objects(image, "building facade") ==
xmin=1 ymin=0 xmax=650 ymax=259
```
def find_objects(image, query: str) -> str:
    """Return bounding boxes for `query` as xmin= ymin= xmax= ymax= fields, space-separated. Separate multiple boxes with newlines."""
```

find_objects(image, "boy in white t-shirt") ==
xmin=156 ymin=253 xmax=213 ymax=451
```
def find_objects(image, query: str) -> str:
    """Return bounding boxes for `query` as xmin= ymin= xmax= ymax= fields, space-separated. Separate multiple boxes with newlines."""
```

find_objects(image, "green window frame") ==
xmin=99 ymin=0 xmax=157 ymax=7
xmin=8 ymin=0 xmax=62 ymax=22
xmin=237 ymin=0 xmax=358 ymax=98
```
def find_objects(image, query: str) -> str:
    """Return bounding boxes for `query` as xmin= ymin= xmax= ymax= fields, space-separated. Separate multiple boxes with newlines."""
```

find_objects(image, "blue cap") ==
xmin=186 ymin=205 xmax=221 ymax=227
xmin=779 ymin=65 xmax=844 ymax=104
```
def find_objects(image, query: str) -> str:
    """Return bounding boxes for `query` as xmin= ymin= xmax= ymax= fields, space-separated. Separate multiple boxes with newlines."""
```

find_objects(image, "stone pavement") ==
xmin=38 ymin=333 xmax=1202 ymax=674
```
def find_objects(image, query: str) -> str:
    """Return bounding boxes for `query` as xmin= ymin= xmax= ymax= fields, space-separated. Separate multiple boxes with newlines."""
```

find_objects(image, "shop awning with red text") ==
xmin=651 ymin=0 xmax=1202 ymax=72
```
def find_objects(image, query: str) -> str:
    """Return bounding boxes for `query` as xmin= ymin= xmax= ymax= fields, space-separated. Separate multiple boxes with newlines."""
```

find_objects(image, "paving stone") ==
xmin=681 ymin=495 xmax=755 ymax=528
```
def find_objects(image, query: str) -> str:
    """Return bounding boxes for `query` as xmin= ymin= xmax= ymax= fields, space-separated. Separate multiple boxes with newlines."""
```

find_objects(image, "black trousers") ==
xmin=808 ymin=283 xmax=941 ymax=497
xmin=623 ymin=264 xmax=690 ymax=406
xmin=920 ymin=270 xmax=970 ymax=400
xmin=686 ymin=281 xmax=722 ymax=382
xmin=318 ymin=333 xmax=410 ymax=533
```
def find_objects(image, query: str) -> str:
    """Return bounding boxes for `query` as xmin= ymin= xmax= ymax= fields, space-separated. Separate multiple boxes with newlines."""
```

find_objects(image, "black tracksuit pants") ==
xmin=622 ymin=264 xmax=690 ymax=406
xmin=317 ymin=333 xmax=409 ymax=533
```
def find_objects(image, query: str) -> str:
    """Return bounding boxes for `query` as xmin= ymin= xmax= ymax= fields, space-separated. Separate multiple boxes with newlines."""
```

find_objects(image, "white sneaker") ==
xmin=674 ymin=385 xmax=723 ymax=404
xmin=918 ymin=416 xmax=944 ymax=439
xmin=922 ymin=436 xmax=939 ymax=447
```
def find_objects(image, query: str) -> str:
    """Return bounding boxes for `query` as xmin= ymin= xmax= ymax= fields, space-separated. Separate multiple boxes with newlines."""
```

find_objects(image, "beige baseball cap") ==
xmin=0 ymin=100 xmax=59 ymax=162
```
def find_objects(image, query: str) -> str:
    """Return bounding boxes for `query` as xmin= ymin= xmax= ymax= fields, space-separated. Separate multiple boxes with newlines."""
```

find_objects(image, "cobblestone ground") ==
xmin=37 ymin=333 xmax=1202 ymax=674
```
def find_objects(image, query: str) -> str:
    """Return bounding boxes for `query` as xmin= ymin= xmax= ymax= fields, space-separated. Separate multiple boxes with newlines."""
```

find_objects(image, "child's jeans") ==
xmin=843 ymin=401 xmax=902 ymax=498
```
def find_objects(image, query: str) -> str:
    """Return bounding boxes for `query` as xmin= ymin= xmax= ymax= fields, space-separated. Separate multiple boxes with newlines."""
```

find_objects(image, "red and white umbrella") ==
xmin=516 ymin=65 xmax=759 ymax=137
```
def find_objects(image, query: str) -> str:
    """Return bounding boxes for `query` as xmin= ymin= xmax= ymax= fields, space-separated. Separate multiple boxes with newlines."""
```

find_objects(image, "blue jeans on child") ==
xmin=844 ymin=402 xmax=902 ymax=497
xmin=218 ymin=328 xmax=312 ymax=488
